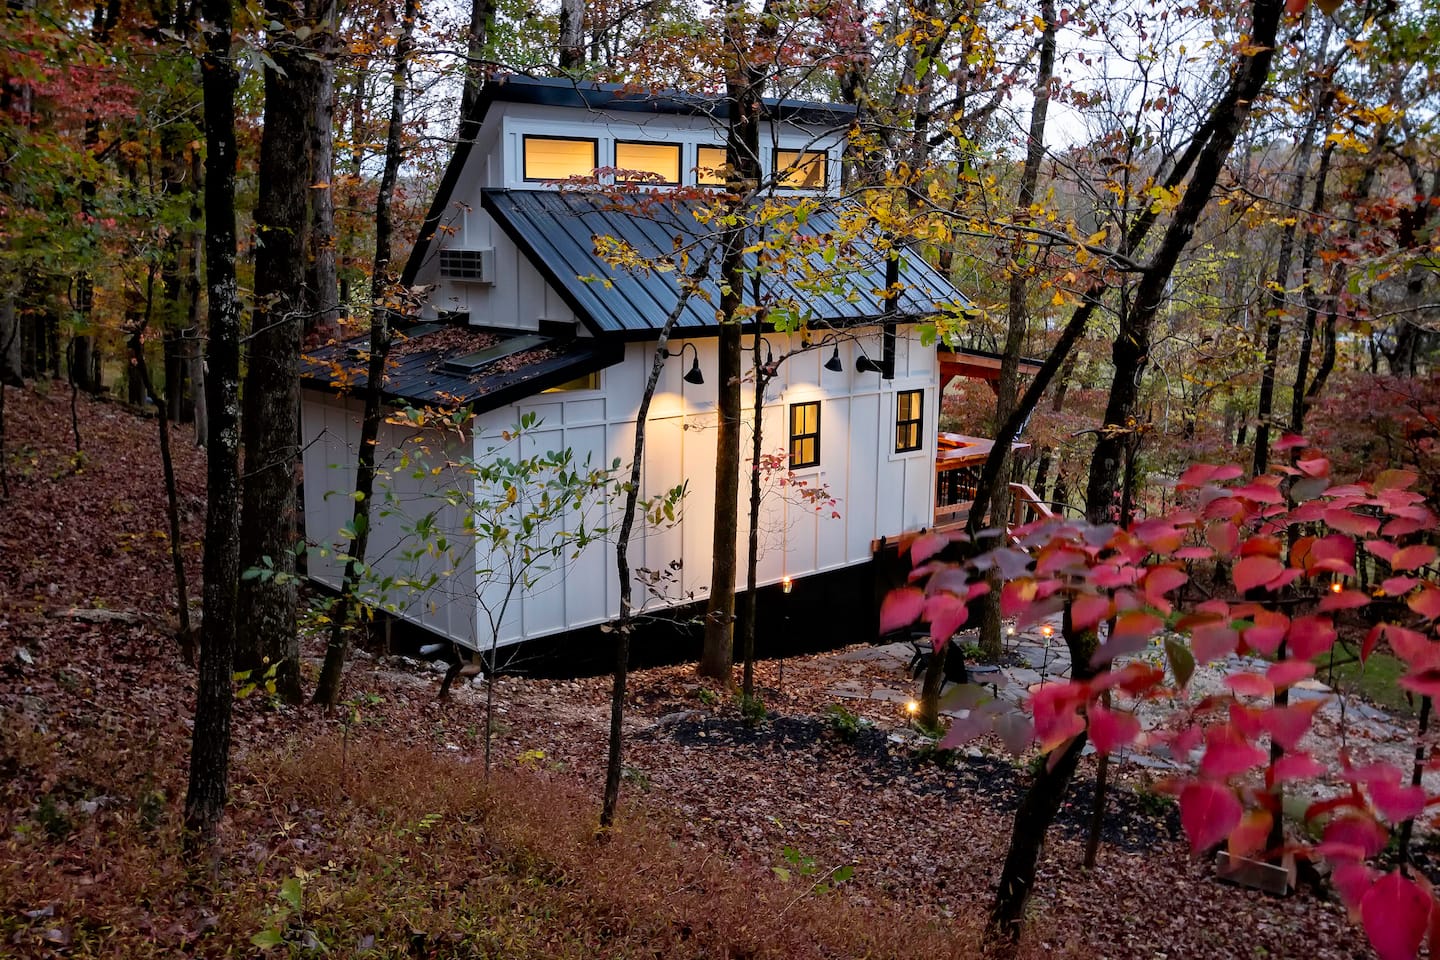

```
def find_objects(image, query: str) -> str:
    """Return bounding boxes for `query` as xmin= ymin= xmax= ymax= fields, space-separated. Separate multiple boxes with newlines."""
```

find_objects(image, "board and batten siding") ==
xmin=301 ymin=396 xmax=479 ymax=645
xmin=301 ymin=324 xmax=937 ymax=652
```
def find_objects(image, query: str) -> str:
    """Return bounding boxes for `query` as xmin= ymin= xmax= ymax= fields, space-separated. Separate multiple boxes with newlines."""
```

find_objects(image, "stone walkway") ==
xmin=819 ymin=618 xmax=1431 ymax=797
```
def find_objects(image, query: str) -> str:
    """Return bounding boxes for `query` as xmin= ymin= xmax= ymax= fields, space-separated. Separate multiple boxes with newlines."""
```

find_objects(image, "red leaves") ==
xmin=1029 ymin=681 xmax=1089 ymax=753
xmin=1287 ymin=615 xmax=1337 ymax=660
xmin=1070 ymin=593 xmax=1111 ymax=632
xmin=1233 ymin=555 xmax=1285 ymax=593
xmin=1410 ymin=585 xmax=1440 ymax=622
xmin=1177 ymin=463 xmax=1244 ymax=489
xmin=923 ymin=592 xmax=970 ymax=648
xmin=1200 ymin=724 xmax=1268 ymax=779
xmin=1086 ymin=702 xmax=1139 ymax=755
xmin=1369 ymin=779 xmax=1427 ymax=823
xmin=1228 ymin=809 xmax=1273 ymax=860
xmin=1361 ymin=872 xmax=1433 ymax=960
xmin=879 ymin=587 xmax=923 ymax=635
xmin=1393 ymin=544 xmax=1439 ymax=572
xmin=1179 ymin=780 xmax=1241 ymax=854
xmin=1320 ymin=814 xmax=1389 ymax=861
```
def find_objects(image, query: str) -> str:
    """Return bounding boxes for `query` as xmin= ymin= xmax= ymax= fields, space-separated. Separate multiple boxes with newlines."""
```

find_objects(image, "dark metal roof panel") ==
xmin=482 ymin=189 xmax=971 ymax=337
xmin=300 ymin=329 xmax=622 ymax=413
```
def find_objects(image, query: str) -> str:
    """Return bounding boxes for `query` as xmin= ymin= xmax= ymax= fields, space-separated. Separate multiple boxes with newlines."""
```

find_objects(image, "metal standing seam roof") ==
xmin=481 ymin=189 xmax=971 ymax=339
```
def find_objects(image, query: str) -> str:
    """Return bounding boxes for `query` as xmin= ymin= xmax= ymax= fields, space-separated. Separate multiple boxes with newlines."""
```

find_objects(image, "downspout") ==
xmin=882 ymin=249 xmax=898 ymax=379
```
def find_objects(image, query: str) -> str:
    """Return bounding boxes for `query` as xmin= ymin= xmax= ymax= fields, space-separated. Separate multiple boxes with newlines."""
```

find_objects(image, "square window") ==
xmin=696 ymin=145 xmax=728 ymax=185
xmin=774 ymin=150 xmax=827 ymax=190
xmin=523 ymin=136 xmax=598 ymax=181
xmin=896 ymin=389 xmax=923 ymax=453
xmin=789 ymin=401 xmax=821 ymax=469
xmin=615 ymin=141 xmax=680 ymax=185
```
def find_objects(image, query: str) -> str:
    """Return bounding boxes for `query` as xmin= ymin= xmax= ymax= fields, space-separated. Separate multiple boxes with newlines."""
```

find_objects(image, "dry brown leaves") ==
xmin=0 ymin=385 xmax=1379 ymax=959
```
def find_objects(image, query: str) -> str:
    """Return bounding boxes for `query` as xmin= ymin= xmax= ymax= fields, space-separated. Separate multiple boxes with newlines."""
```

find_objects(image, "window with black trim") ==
xmin=523 ymin=136 xmax=598 ymax=181
xmin=895 ymin=389 xmax=923 ymax=453
xmin=615 ymin=141 xmax=680 ymax=184
xmin=696 ymin=146 xmax=728 ymax=185
xmin=774 ymin=150 xmax=827 ymax=189
xmin=789 ymin=401 xmax=821 ymax=469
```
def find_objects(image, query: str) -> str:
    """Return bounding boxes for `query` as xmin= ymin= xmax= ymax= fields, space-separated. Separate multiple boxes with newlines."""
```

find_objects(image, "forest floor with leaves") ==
xmin=0 ymin=386 xmax=1392 ymax=958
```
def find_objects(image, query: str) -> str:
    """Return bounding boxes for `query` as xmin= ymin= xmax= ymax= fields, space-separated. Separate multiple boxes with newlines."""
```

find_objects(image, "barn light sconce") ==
xmin=824 ymin=347 xmax=844 ymax=373
xmin=855 ymin=352 xmax=883 ymax=374
xmin=666 ymin=342 xmax=704 ymax=385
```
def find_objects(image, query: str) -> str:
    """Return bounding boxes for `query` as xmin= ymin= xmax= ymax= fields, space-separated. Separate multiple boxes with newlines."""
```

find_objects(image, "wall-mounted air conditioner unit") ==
xmin=438 ymin=248 xmax=495 ymax=284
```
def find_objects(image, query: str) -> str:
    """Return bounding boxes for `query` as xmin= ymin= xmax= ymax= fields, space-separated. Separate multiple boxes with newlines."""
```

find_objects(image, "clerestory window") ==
xmin=523 ymin=136 xmax=599 ymax=181
xmin=615 ymin=141 xmax=681 ymax=185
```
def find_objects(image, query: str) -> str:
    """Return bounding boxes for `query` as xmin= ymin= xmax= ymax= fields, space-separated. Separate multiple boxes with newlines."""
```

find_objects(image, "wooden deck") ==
xmin=930 ymin=433 xmax=1051 ymax=537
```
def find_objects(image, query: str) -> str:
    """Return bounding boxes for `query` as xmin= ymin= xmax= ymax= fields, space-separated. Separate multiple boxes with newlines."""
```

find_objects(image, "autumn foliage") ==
xmin=885 ymin=440 xmax=1440 ymax=959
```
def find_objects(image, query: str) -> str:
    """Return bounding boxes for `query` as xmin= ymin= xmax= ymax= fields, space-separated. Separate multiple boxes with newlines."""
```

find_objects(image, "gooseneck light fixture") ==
xmin=665 ymin=342 xmax=705 ymax=385
xmin=823 ymin=346 xmax=844 ymax=372
xmin=855 ymin=351 xmax=883 ymax=374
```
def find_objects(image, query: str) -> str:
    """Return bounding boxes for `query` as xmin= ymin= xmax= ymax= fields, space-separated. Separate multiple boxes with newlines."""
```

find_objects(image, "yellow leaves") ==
xmin=1146 ymin=185 xmax=1181 ymax=215
xmin=1325 ymin=129 xmax=1369 ymax=153
xmin=1236 ymin=36 xmax=1272 ymax=56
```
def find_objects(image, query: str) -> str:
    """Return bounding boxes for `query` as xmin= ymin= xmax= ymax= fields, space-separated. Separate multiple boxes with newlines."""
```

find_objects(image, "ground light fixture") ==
xmin=665 ymin=342 xmax=704 ymax=385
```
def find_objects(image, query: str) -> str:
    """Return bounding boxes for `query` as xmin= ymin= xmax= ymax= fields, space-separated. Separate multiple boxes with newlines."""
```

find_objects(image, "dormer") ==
xmin=404 ymin=76 xmax=858 ymax=329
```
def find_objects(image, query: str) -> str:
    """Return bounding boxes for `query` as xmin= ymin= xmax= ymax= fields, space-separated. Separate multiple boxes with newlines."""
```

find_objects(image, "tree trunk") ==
xmin=307 ymin=0 xmax=340 ymax=336
xmin=604 ymin=256 xmax=715 ymax=827
xmin=1253 ymin=25 xmax=1331 ymax=474
xmin=313 ymin=0 xmax=418 ymax=709
xmin=0 ymin=292 xmax=20 ymax=387
xmin=457 ymin=0 xmax=495 ymax=140
xmin=740 ymin=340 xmax=771 ymax=700
xmin=126 ymin=282 xmax=193 ymax=654
xmin=977 ymin=0 xmax=1056 ymax=661
xmin=235 ymin=0 xmax=325 ymax=704
xmin=558 ymin=0 xmax=584 ymax=70
xmin=184 ymin=0 xmax=241 ymax=850
xmin=700 ymin=2 xmax=771 ymax=683
xmin=989 ymin=0 xmax=1284 ymax=936
xmin=1288 ymin=141 xmax=1334 ymax=433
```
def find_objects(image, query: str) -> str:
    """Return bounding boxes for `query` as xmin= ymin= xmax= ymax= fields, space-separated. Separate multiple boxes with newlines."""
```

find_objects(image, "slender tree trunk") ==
xmin=1398 ymin=695 xmax=1431 ymax=868
xmin=235 ymin=0 xmax=326 ymax=704
xmin=740 ymin=348 xmax=772 ymax=700
xmin=307 ymin=0 xmax=340 ymax=336
xmin=126 ymin=280 xmax=193 ymax=655
xmin=313 ymin=0 xmax=418 ymax=708
xmin=700 ymin=5 xmax=765 ymax=683
xmin=989 ymin=0 xmax=1283 ymax=936
xmin=1288 ymin=141 xmax=1334 ymax=433
xmin=184 ymin=0 xmax=241 ymax=849
xmin=604 ymin=257 xmax=714 ymax=827
xmin=1253 ymin=26 xmax=1331 ymax=474
xmin=977 ymin=0 xmax=1056 ymax=660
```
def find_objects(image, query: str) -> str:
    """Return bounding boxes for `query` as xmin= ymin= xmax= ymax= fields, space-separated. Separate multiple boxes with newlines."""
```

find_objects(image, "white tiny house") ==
xmin=300 ymin=76 xmax=971 ymax=655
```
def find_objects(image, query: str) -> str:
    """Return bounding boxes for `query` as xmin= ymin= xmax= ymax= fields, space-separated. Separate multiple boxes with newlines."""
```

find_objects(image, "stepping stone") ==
xmin=828 ymin=681 xmax=869 ymax=699
xmin=838 ymin=643 xmax=912 ymax=664
xmin=1013 ymin=644 xmax=1051 ymax=669
xmin=1004 ymin=667 xmax=1044 ymax=689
